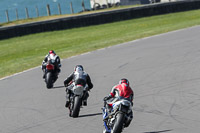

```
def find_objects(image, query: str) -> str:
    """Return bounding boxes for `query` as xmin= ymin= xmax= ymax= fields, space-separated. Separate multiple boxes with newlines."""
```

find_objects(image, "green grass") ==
xmin=1 ymin=9 xmax=200 ymax=78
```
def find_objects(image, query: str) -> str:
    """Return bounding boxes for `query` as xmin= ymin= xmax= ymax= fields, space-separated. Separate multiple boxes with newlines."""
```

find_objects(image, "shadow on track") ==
xmin=51 ymin=85 xmax=65 ymax=89
xmin=143 ymin=129 xmax=173 ymax=133
xmin=78 ymin=113 xmax=102 ymax=118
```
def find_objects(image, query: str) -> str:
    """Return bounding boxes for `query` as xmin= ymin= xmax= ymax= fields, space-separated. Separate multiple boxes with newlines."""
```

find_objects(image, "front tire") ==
xmin=112 ymin=113 xmax=125 ymax=133
xmin=71 ymin=96 xmax=81 ymax=118
xmin=46 ymin=72 xmax=53 ymax=89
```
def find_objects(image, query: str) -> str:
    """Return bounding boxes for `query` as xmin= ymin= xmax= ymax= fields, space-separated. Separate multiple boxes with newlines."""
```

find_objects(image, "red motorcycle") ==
xmin=45 ymin=57 xmax=58 ymax=89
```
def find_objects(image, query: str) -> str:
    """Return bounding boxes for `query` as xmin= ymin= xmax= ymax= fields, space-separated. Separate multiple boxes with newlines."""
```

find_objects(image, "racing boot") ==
xmin=82 ymin=91 xmax=89 ymax=106
xmin=83 ymin=99 xmax=87 ymax=106
xmin=65 ymin=100 xmax=70 ymax=108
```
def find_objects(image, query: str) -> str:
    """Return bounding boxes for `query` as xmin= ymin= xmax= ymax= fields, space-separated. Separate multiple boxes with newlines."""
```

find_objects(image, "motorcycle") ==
xmin=102 ymin=97 xmax=133 ymax=133
xmin=44 ymin=55 xmax=58 ymax=89
xmin=67 ymin=82 xmax=88 ymax=118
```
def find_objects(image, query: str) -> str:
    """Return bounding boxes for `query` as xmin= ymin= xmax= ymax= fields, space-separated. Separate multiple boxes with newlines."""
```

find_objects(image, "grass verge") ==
xmin=1 ymin=9 xmax=200 ymax=78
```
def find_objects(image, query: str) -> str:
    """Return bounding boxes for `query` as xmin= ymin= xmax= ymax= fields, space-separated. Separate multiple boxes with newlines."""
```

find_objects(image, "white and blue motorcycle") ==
xmin=102 ymin=97 xmax=133 ymax=133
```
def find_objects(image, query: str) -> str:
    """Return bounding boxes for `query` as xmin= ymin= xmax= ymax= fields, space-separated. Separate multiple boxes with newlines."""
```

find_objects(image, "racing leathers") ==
xmin=108 ymin=84 xmax=133 ymax=103
xmin=104 ymin=83 xmax=134 ymax=116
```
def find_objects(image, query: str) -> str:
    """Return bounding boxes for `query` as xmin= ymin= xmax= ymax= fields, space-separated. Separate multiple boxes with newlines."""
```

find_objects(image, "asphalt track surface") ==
xmin=1 ymin=26 xmax=200 ymax=133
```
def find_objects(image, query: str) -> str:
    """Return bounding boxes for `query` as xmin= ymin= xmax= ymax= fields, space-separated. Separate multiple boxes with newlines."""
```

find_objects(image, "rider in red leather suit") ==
xmin=104 ymin=78 xmax=134 ymax=104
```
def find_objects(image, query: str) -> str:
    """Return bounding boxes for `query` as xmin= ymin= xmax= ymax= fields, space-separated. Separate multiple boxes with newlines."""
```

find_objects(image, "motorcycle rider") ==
xmin=41 ymin=50 xmax=61 ymax=79
xmin=103 ymin=78 xmax=134 ymax=128
xmin=64 ymin=65 xmax=93 ymax=107
xmin=104 ymin=78 xmax=134 ymax=103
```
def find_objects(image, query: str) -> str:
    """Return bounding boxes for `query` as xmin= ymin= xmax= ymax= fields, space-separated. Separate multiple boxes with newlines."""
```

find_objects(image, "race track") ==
xmin=1 ymin=26 xmax=200 ymax=133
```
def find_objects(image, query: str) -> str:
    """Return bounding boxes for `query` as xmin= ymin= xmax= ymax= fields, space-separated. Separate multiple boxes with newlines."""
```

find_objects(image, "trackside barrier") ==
xmin=0 ymin=0 xmax=200 ymax=40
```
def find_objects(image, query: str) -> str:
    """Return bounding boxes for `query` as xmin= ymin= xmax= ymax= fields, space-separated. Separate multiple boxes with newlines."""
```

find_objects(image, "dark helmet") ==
xmin=49 ymin=50 xmax=55 ymax=55
xmin=119 ymin=78 xmax=129 ymax=86
xmin=74 ymin=65 xmax=84 ymax=71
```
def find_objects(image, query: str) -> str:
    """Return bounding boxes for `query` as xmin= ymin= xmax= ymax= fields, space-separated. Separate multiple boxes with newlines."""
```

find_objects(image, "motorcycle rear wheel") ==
xmin=71 ymin=96 xmax=81 ymax=118
xmin=46 ymin=72 xmax=53 ymax=89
